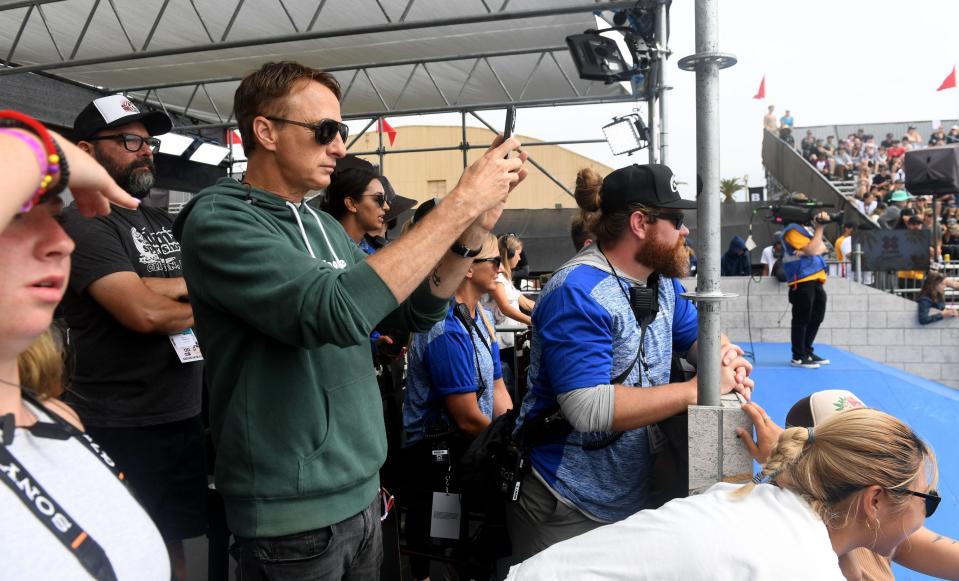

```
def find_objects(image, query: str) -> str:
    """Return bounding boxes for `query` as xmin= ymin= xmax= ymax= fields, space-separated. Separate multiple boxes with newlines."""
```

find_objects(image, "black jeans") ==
xmin=230 ymin=495 xmax=382 ymax=581
xmin=788 ymin=280 xmax=827 ymax=359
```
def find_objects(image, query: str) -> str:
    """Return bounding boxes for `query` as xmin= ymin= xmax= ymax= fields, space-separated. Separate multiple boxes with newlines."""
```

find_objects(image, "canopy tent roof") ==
xmin=0 ymin=0 xmax=636 ymax=127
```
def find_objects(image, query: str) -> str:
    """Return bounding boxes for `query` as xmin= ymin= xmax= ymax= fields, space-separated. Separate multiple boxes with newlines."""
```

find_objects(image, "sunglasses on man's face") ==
xmin=265 ymin=116 xmax=349 ymax=145
xmin=473 ymin=256 xmax=502 ymax=268
xmin=897 ymin=488 xmax=941 ymax=518
xmin=647 ymin=210 xmax=686 ymax=230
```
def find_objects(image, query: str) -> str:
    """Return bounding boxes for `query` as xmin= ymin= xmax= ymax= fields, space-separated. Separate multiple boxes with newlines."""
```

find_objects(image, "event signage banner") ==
xmin=854 ymin=230 xmax=931 ymax=271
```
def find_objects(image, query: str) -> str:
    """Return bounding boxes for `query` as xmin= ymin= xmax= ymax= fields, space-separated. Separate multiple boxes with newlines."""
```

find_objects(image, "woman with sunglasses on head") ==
xmin=401 ymin=234 xmax=513 ymax=581
xmin=739 ymin=393 xmax=957 ymax=581
xmin=508 ymin=407 xmax=939 ymax=580
xmin=0 ymin=113 xmax=168 ymax=579
xmin=323 ymin=166 xmax=392 ymax=255
xmin=483 ymin=234 xmax=536 ymax=395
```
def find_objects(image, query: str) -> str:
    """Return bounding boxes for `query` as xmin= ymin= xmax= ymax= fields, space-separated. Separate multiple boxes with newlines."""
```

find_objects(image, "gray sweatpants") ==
xmin=504 ymin=471 xmax=606 ymax=562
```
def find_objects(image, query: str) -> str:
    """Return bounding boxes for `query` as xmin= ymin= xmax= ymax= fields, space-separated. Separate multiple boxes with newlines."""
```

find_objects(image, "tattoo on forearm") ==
xmin=430 ymin=267 xmax=441 ymax=287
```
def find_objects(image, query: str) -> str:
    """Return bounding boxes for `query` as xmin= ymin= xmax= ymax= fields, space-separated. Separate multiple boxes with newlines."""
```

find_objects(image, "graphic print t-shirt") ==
xmin=59 ymin=203 xmax=202 ymax=427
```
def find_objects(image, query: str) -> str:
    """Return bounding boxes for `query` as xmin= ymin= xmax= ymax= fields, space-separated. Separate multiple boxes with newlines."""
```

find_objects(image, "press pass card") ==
xmin=430 ymin=492 xmax=461 ymax=539
xmin=169 ymin=328 xmax=203 ymax=363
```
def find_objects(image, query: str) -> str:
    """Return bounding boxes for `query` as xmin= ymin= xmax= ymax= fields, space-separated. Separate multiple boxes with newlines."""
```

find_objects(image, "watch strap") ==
xmin=450 ymin=241 xmax=483 ymax=258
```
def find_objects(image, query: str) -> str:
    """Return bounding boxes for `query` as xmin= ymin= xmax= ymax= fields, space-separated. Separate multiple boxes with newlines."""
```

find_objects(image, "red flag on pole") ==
xmin=937 ymin=65 xmax=957 ymax=91
xmin=377 ymin=118 xmax=397 ymax=145
xmin=752 ymin=75 xmax=766 ymax=100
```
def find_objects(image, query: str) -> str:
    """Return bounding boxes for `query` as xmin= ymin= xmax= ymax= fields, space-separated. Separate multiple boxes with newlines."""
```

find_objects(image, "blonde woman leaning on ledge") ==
xmin=483 ymin=233 xmax=535 ymax=394
xmin=506 ymin=408 xmax=938 ymax=581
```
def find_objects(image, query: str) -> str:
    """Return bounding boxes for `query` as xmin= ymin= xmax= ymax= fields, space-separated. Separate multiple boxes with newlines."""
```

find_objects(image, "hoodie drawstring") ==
xmin=303 ymin=204 xmax=342 ymax=264
xmin=285 ymin=201 xmax=318 ymax=259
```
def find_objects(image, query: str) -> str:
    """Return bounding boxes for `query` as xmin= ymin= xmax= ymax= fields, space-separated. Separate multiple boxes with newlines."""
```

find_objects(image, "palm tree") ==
xmin=720 ymin=178 xmax=743 ymax=203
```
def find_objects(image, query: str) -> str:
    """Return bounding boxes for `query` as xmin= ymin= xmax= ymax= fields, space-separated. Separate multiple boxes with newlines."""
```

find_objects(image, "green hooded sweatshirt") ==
xmin=172 ymin=178 xmax=447 ymax=538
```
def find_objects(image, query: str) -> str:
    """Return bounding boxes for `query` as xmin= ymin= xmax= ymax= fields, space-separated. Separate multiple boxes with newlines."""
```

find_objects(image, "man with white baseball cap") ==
xmin=740 ymin=392 xmax=957 ymax=581
xmin=59 ymin=95 xmax=205 ymax=580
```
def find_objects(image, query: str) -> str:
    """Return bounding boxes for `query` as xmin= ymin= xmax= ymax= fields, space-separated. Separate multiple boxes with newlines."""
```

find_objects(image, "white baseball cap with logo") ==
xmin=73 ymin=94 xmax=172 ymax=141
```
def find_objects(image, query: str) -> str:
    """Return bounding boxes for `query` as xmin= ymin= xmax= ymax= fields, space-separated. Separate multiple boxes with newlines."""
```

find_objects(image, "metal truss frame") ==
xmin=0 ymin=0 xmax=637 ymax=78
xmin=0 ymin=0 xmax=640 ymax=198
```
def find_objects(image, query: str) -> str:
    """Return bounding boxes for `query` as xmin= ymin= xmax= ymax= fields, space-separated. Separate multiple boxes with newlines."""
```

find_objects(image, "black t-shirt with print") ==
xmin=59 ymin=203 xmax=202 ymax=428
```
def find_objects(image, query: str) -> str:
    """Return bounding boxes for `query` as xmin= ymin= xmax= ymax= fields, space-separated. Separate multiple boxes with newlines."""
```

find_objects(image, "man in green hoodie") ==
xmin=173 ymin=61 xmax=526 ymax=579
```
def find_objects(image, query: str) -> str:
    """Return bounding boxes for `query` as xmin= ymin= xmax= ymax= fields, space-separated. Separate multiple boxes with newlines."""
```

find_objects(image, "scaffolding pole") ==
xmin=656 ymin=0 xmax=670 ymax=165
xmin=678 ymin=0 xmax=737 ymax=406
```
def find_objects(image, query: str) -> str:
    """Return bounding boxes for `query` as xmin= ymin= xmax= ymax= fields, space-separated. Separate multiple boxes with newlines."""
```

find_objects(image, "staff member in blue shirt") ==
xmin=402 ymin=233 xmax=513 ymax=581
xmin=506 ymin=164 xmax=755 ymax=560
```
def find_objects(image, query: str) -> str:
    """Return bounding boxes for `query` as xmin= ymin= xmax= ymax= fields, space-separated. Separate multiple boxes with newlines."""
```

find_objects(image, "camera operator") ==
xmin=781 ymin=193 xmax=830 ymax=369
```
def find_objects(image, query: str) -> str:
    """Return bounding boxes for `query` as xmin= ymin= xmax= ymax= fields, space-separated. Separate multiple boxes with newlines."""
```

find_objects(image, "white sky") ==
xmin=352 ymin=0 xmax=959 ymax=202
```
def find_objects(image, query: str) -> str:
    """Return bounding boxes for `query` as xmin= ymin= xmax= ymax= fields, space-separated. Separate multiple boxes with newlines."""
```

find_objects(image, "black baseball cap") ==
xmin=600 ymin=164 xmax=697 ymax=213
xmin=73 ymin=94 xmax=172 ymax=142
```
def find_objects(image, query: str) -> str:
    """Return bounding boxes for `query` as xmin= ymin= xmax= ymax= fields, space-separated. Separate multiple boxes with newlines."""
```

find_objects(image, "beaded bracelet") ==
xmin=0 ymin=129 xmax=48 ymax=212
xmin=0 ymin=110 xmax=69 ymax=210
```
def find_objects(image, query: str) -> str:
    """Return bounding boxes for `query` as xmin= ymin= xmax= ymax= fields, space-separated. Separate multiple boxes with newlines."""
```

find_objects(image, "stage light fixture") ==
xmin=566 ymin=33 xmax=630 ymax=83
xmin=189 ymin=142 xmax=231 ymax=166
xmin=603 ymin=113 xmax=648 ymax=156
xmin=156 ymin=132 xmax=195 ymax=156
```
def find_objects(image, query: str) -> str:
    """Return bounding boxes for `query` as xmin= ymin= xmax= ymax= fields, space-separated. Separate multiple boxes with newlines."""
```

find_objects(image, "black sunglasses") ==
xmin=265 ymin=116 xmax=348 ymax=145
xmin=473 ymin=256 xmax=502 ymax=268
xmin=86 ymin=133 xmax=160 ymax=153
xmin=896 ymin=488 xmax=940 ymax=518
xmin=358 ymin=193 xmax=393 ymax=208
xmin=646 ymin=210 xmax=686 ymax=230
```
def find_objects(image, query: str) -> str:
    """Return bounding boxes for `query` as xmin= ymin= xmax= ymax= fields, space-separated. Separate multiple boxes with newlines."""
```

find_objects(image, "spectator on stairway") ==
xmin=880 ymin=132 xmax=897 ymax=149
xmin=833 ymin=145 xmax=853 ymax=180
xmin=800 ymin=130 xmax=817 ymax=159
xmin=929 ymin=127 xmax=947 ymax=147
xmin=721 ymin=235 xmax=752 ymax=276
xmin=881 ymin=190 xmax=914 ymax=229
xmin=905 ymin=126 xmax=924 ymax=149
xmin=947 ymin=125 xmax=959 ymax=144
xmin=763 ymin=105 xmax=779 ymax=134
xmin=887 ymin=138 xmax=909 ymax=160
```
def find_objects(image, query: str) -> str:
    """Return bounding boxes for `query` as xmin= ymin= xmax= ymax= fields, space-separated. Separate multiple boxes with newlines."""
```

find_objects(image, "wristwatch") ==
xmin=450 ymin=240 xmax=483 ymax=258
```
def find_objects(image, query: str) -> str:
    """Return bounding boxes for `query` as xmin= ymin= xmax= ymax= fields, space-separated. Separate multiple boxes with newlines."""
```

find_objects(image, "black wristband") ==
xmin=450 ymin=241 xmax=483 ymax=258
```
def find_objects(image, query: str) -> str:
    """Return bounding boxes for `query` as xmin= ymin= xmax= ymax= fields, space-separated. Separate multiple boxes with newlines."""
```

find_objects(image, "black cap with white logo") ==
xmin=600 ymin=163 xmax=697 ymax=213
xmin=73 ymin=95 xmax=172 ymax=141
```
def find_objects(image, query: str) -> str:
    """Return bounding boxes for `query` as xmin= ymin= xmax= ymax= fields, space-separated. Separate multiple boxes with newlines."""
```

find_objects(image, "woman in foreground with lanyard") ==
xmin=0 ymin=112 xmax=168 ymax=579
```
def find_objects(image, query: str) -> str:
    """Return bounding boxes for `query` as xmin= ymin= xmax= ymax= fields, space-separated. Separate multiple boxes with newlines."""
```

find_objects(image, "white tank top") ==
xmin=0 ymin=399 xmax=170 ymax=580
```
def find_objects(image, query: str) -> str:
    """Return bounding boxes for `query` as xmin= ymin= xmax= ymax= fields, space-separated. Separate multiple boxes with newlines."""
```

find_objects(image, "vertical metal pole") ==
xmin=656 ymin=0 xmax=669 ymax=165
xmin=461 ymin=111 xmax=468 ymax=168
xmin=377 ymin=116 xmax=385 ymax=174
xmin=647 ymin=96 xmax=659 ymax=164
xmin=692 ymin=0 xmax=722 ymax=407
xmin=853 ymin=242 xmax=863 ymax=284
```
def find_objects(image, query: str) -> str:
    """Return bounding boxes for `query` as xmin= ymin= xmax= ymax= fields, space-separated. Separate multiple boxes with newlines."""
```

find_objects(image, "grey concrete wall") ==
xmin=679 ymin=276 xmax=959 ymax=390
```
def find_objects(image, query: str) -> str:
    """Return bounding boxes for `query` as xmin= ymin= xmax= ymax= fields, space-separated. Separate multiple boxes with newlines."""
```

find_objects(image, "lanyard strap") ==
xmin=0 ymin=443 xmax=118 ymax=581
xmin=19 ymin=391 xmax=125 ymax=481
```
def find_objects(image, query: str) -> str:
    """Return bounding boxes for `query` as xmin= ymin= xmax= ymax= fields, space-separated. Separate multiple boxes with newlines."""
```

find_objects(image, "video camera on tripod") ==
xmin=768 ymin=195 xmax=843 ymax=226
